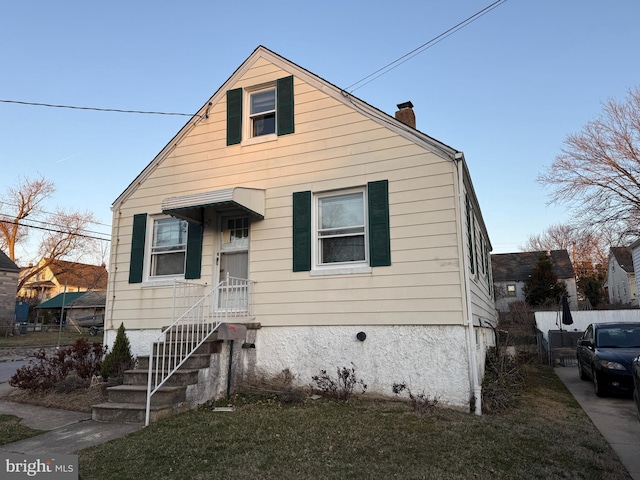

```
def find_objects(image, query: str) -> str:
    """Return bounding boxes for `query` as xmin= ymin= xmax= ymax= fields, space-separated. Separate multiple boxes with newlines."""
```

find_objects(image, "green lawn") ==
xmin=76 ymin=365 xmax=631 ymax=480
xmin=0 ymin=415 xmax=43 ymax=444
xmin=0 ymin=330 xmax=98 ymax=348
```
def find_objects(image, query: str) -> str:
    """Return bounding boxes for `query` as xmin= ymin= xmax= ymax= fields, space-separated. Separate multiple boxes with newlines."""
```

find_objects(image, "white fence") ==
xmin=535 ymin=310 xmax=640 ymax=345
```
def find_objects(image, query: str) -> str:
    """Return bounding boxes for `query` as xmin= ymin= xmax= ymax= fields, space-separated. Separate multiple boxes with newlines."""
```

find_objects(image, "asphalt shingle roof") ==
xmin=491 ymin=250 xmax=575 ymax=283
xmin=0 ymin=249 xmax=19 ymax=272
xmin=610 ymin=246 xmax=634 ymax=273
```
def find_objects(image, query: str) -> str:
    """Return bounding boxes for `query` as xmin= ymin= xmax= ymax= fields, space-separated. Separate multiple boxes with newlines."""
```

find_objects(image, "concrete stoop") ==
xmin=92 ymin=335 xmax=223 ymax=425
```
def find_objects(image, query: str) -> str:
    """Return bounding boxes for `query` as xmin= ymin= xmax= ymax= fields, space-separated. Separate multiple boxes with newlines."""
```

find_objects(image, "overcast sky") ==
xmin=1 ymin=0 xmax=639 ymax=264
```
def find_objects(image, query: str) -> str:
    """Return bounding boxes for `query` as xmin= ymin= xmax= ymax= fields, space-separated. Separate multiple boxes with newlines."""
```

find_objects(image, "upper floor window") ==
xmin=507 ymin=284 xmax=516 ymax=297
xmin=226 ymin=76 xmax=294 ymax=146
xmin=250 ymin=88 xmax=276 ymax=137
xmin=150 ymin=217 xmax=188 ymax=277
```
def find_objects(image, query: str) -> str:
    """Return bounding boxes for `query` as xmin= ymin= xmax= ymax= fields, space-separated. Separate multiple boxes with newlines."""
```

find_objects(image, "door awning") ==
xmin=161 ymin=187 xmax=265 ymax=223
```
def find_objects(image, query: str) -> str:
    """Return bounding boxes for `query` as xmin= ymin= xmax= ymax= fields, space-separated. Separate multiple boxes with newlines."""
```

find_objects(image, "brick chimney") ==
xmin=395 ymin=101 xmax=416 ymax=129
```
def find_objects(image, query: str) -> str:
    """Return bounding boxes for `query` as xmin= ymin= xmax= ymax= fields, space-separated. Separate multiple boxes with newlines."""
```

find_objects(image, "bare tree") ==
xmin=522 ymin=223 xmax=609 ymax=270
xmin=0 ymin=176 xmax=99 ymax=288
xmin=0 ymin=175 xmax=55 ymax=260
xmin=537 ymin=87 xmax=640 ymax=241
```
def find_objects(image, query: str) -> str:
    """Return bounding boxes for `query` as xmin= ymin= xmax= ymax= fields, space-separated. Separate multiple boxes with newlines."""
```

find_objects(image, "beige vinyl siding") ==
xmin=108 ymin=60 xmax=470 ymax=330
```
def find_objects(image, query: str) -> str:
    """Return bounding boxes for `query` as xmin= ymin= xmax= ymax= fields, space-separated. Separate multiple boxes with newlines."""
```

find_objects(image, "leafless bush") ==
xmin=311 ymin=363 xmax=367 ymax=402
xmin=241 ymin=368 xmax=306 ymax=404
xmin=392 ymin=383 xmax=439 ymax=416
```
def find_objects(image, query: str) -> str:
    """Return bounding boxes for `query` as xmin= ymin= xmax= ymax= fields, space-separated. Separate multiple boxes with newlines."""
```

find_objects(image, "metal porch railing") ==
xmin=145 ymin=275 xmax=255 ymax=426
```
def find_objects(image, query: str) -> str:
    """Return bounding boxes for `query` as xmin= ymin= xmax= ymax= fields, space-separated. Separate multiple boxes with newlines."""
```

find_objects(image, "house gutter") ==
xmin=455 ymin=153 xmax=482 ymax=416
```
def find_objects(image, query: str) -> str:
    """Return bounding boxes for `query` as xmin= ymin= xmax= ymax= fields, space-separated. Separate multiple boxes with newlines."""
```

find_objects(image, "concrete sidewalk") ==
xmin=555 ymin=366 xmax=640 ymax=480
xmin=0 ymin=382 xmax=141 ymax=455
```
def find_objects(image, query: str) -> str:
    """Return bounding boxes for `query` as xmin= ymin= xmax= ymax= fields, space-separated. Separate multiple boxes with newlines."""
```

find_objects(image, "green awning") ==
xmin=36 ymin=292 xmax=88 ymax=309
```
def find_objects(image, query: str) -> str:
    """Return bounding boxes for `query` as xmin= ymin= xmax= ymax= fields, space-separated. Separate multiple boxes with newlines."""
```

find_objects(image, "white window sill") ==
xmin=242 ymin=133 xmax=277 ymax=146
xmin=310 ymin=265 xmax=372 ymax=276
xmin=141 ymin=278 xmax=183 ymax=288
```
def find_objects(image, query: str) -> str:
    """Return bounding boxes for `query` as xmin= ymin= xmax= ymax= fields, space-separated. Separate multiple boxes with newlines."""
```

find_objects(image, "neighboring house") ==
xmin=36 ymin=290 xmax=106 ymax=326
xmin=0 ymin=249 xmax=20 ymax=326
xmin=605 ymin=246 xmax=637 ymax=306
xmin=631 ymin=239 xmax=640 ymax=306
xmin=105 ymin=46 xmax=496 ymax=413
xmin=491 ymin=250 xmax=577 ymax=312
xmin=18 ymin=258 xmax=108 ymax=302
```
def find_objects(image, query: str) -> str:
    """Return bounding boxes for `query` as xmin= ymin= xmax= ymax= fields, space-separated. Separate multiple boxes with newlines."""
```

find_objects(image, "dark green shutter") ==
xmin=277 ymin=76 xmax=294 ymax=136
xmin=129 ymin=213 xmax=147 ymax=283
xmin=465 ymin=194 xmax=475 ymax=274
xmin=368 ymin=180 xmax=391 ymax=267
xmin=227 ymin=88 xmax=242 ymax=145
xmin=185 ymin=222 xmax=203 ymax=280
xmin=292 ymin=191 xmax=311 ymax=272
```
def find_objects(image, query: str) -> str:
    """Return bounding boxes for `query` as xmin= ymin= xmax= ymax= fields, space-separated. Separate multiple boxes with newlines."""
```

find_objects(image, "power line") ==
xmin=346 ymin=0 xmax=507 ymax=92
xmin=0 ymin=201 xmax=112 ymax=229
xmin=0 ymin=209 xmax=111 ymax=236
xmin=0 ymin=218 xmax=110 ymax=242
xmin=0 ymin=99 xmax=201 ymax=118
xmin=0 ymin=213 xmax=111 ymax=238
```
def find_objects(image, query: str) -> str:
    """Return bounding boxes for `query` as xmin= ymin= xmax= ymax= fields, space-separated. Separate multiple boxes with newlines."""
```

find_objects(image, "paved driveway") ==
xmin=556 ymin=366 xmax=640 ymax=480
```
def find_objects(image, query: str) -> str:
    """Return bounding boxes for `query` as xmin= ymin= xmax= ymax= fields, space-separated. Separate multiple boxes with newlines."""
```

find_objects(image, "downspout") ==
xmin=455 ymin=152 xmax=482 ymax=416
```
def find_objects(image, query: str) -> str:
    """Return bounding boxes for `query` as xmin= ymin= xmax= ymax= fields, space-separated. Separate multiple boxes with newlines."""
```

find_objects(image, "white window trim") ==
xmin=311 ymin=187 xmax=370 ymax=275
xmin=142 ymin=214 xmax=187 ymax=284
xmin=242 ymin=82 xmax=277 ymax=143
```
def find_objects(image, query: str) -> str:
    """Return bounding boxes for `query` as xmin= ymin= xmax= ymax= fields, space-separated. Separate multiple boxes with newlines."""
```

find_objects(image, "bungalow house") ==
xmin=102 ymin=46 xmax=496 ymax=420
xmin=491 ymin=250 xmax=577 ymax=312
xmin=18 ymin=258 xmax=108 ymax=302
xmin=0 ymin=249 xmax=20 ymax=328
xmin=605 ymin=246 xmax=637 ymax=306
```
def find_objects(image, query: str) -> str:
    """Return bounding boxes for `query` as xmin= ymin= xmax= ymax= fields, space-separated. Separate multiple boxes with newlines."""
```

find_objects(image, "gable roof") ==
xmin=0 ymin=249 xmax=19 ymax=272
xmin=112 ymin=45 xmax=461 ymax=211
xmin=23 ymin=259 xmax=108 ymax=290
xmin=610 ymin=246 xmax=634 ymax=273
xmin=491 ymin=250 xmax=575 ymax=283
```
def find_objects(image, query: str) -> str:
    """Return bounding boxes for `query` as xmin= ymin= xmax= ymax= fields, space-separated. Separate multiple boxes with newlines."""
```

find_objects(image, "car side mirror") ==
xmin=579 ymin=339 xmax=593 ymax=348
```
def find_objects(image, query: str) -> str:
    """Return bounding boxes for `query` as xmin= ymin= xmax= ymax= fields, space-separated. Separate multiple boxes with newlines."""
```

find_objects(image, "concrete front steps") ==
xmin=92 ymin=336 xmax=223 ymax=424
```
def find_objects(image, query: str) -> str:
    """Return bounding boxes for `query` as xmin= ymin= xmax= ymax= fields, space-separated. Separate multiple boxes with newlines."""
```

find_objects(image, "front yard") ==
xmin=73 ymin=364 xmax=628 ymax=480
xmin=0 ymin=349 xmax=630 ymax=479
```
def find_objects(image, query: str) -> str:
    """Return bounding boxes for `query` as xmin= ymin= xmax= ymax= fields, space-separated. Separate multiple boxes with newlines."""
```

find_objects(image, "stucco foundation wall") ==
xmin=103 ymin=328 xmax=161 ymax=359
xmin=247 ymin=324 xmax=473 ymax=408
xmin=111 ymin=324 xmax=493 ymax=409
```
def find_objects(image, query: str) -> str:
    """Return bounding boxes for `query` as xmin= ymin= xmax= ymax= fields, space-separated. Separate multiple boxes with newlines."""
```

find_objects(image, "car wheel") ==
xmin=89 ymin=326 xmax=97 ymax=336
xmin=593 ymin=368 xmax=607 ymax=397
xmin=634 ymin=390 xmax=640 ymax=423
xmin=578 ymin=361 xmax=588 ymax=381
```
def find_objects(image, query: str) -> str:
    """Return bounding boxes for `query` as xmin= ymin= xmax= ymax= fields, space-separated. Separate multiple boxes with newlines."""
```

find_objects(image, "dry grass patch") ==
xmin=2 ymin=380 xmax=108 ymax=413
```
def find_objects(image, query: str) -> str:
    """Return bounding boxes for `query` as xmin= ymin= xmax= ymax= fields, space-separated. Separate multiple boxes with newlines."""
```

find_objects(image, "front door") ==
xmin=217 ymin=216 xmax=249 ymax=311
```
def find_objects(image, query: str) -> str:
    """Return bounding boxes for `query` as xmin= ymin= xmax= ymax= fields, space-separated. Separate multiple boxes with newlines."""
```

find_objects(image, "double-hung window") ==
xmin=317 ymin=190 xmax=366 ymax=265
xmin=292 ymin=180 xmax=390 ymax=274
xmin=249 ymin=88 xmax=276 ymax=137
xmin=226 ymin=76 xmax=294 ymax=145
xmin=128 ymin=213 xmax=203 ymax=283
xmin=150 ymin=217 xmax=188 ymax=277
